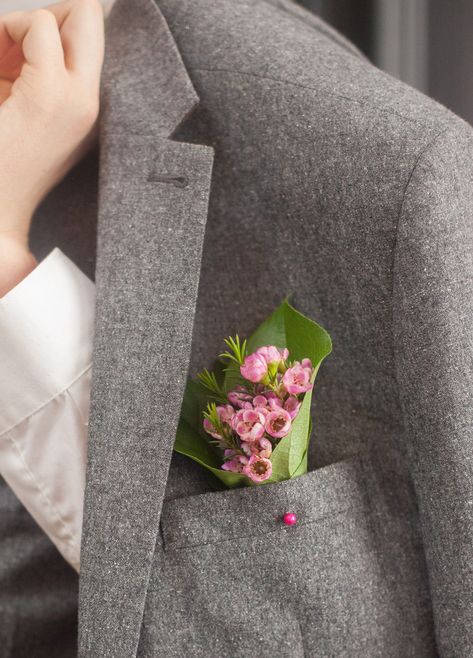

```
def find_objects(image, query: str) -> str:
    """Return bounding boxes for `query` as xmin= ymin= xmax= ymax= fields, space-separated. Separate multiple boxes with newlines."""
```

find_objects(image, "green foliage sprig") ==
xmin=219 ymin=335 xmax=247 ymax=367
xmin=197 ymin=369 xmax=228 ymax=403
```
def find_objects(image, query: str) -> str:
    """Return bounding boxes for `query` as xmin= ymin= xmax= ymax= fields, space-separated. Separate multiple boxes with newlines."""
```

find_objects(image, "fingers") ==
xmin=1 ymin=10 xmax=65 ymax=73
xmin=46 ymin=0 xmax=104 ymax=85
xmin=0 ymin=21 xmax=15 ymax=62
xmin=0 ymin=41 xmax=23 ymax=82
xmin=0 ymin=1 xmax=104 ymax=93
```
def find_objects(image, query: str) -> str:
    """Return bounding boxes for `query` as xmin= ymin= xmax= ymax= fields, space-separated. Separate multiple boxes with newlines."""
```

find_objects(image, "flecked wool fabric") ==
xmin=140 ymin=449 xmax=436 ymax=657
xmin=2 ymin=0 xmax=472 ymax=656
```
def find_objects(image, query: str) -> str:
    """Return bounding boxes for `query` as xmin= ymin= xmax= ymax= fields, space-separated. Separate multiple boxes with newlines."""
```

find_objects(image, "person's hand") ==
xmin=0 ymin=0 xmax=104 ymax=297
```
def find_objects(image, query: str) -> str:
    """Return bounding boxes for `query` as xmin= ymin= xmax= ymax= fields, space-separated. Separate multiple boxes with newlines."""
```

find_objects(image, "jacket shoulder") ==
xmin=161 ymin=0 xmax=467 ymax=141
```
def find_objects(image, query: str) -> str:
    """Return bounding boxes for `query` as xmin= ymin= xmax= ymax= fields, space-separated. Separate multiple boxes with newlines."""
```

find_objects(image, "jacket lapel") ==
xmin=78 ymin=1 xmax=214 ymax=655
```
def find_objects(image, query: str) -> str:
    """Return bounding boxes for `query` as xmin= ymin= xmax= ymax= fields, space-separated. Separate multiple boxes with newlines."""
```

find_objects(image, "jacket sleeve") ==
xmin=0 ymin=248 xmax=94 ymax=571
xmin=393 ymin=120 xmax=473 ymax=657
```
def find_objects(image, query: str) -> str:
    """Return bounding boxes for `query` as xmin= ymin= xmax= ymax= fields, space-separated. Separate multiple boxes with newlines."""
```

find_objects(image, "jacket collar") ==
xmin=78 ymin=1 xmax=214 ymax=655
xmin=100 ymin=0 xmax=198 ymax=139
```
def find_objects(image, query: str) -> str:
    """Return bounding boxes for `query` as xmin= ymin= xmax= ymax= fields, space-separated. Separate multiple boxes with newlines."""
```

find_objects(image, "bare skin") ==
xmin=0 ymin=0 xmax=104 ymax=296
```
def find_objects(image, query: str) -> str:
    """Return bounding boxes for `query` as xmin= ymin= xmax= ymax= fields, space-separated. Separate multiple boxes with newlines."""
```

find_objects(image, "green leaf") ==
xmin=175 ymin=416 xmax=221 ymax=469
xmin=248 ymin=298 xmax=332 ymax=364
xmin=175 ymin=417 xmax=254 ymax=489
xmin=196 ymin=369 xmax=227 ymax=403
xmin=266 ymin=392 xmax=314 ymax=484
xmin=175 ymin=379 xmax=251 ymax=489
xmin=267 ymin=387 xmax=313 ymax=482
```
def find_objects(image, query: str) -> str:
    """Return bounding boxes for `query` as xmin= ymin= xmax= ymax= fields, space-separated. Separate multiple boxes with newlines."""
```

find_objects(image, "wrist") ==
xmin=0 ymin=233 xmax=37 ymax=297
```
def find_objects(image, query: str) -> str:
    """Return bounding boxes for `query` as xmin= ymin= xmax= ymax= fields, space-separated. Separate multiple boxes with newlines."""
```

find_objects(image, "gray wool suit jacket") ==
xmin=1 ymin=0 xmax=472 ymax=656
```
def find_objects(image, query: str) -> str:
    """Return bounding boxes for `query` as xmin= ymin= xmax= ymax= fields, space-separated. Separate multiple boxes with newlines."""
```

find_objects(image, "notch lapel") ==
xmin=78 ymin=1 xmax=214 ymax=655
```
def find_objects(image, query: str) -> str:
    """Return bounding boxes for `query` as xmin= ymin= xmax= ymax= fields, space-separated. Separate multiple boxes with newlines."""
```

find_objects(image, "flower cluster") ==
xmin=201 ymin=343 xmax=314 ymax=484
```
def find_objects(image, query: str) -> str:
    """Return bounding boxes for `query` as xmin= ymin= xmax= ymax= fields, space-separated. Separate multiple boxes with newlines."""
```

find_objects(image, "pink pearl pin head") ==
xmin=283 ymin=512 xmax=297 ymax=526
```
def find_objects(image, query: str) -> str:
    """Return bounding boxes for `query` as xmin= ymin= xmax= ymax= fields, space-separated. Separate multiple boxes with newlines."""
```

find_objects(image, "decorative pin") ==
xmin=283 ymin=512 xmax=297 ymax=526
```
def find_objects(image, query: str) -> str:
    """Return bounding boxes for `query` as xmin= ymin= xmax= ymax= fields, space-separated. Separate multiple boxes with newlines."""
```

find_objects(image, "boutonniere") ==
xmin=174 ymin=300 xmax=332 ymax=488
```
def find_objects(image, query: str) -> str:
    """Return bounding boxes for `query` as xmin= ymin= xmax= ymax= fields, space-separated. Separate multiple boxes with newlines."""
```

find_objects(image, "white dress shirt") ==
xmin=0 ymin=249 xmax=95 ymax=571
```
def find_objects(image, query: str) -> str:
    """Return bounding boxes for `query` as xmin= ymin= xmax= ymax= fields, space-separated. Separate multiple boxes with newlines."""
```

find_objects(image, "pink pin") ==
xmin=283 ymin=512 xmax=297 ymax=526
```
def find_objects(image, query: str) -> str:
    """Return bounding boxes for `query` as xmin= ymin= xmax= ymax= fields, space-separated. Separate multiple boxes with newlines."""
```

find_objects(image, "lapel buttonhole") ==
xmin=147 ymin=171 xmax=190 ymax=188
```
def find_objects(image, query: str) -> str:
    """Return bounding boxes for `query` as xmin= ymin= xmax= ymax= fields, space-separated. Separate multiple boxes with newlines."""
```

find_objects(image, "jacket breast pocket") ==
xmin=140 ymin=452 xmax=437 ymax=658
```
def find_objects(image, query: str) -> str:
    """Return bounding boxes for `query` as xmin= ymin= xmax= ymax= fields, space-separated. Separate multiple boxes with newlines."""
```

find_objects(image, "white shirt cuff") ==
xmin=0 ymin=247 xmax=94 ymax=434
xmin=0 ymin=248 xmax=95 ymax=571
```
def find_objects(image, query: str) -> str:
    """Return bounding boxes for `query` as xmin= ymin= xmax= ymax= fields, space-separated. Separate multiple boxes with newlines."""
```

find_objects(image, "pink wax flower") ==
xmin=217 ymin=404 xmax=235 ymax=425
xmin=256 ymin=345 xmax=289 ymax=365
xmin=203 ymin=417 xmax=221 ymax=439
xmin=227 ymin=385 xmax=253 ymax=408
xmin=284 ymin=396 xmax=301 ymax=419
xmin=241 ymin=442 xmax=252 ymax=457
xmin=243 ymin=453 xmax=273 ymax=482
xmin=267 ymin=394 xmax=284 ymax=411
xmin=241 ymin=437 xmax=273 ymax=458
xmin=258 ymin=437 xmax=273 ymax=458
xmin=203 ymin=404 xmax=235 ymax=439
xmin=265 ymin=408 xmax=292 ymax=439
xmin=240 ymin=352 xmax=268 ymax=383
xmin=254 ymin=393 xmax=287 ymax=417
xmin=233 ymin=408 xmax=266 ymax=442
xmin=251 ymin=397 xmax=270 ymax=419
xmin=222 ymin=454 xmax=248 ymax=473
xmin=302 ymin=358 xmax=313 ymax=371
xmin=283 ymin=362 xmax=313 ymax=395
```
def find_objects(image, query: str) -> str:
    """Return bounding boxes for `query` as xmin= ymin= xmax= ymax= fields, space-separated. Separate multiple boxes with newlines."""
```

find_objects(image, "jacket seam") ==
xmin=390 ymin=125 xmax=452 ymax=423
xmin=189 ymin=66 xmax=449 ymax=129
xmin=161 ymin=504 xmax=352 ymax=552
xmin=389 ymin=126 xmax=453 ymax=654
